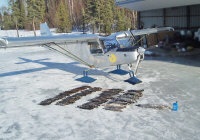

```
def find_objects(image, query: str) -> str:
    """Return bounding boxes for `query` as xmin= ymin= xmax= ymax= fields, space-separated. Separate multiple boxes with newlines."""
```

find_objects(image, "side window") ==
xmin=89 ymin=42 xmax=103 ymax=54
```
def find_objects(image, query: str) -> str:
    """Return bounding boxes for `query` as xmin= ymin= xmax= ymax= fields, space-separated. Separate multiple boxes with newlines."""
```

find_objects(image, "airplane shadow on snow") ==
xmin=0 ymin=57 xmax=110 ymax=79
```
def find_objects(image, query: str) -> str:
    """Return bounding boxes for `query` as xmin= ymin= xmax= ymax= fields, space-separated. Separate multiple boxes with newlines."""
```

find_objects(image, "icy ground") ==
xmin=0 ymin=32 xmax=200 ymax=140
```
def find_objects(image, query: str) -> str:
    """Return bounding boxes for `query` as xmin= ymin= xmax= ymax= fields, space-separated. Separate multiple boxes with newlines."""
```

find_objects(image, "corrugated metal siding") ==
xmin=190 ymin=5 xmax=200 ymax=28
xmin=166 ymin=17 xmax=187 ymax=28
xmin=141 ymin=17 xmax=163 ymax=28
xmin=139 ymin=4 xmax=200 ymax=29
xmin=140 ymin=9 xmax=163 ymax=16
xmin=190 ymin=5 xmax=200 ymax=16
xmin=140 ymin=9 xmax=163 ymax=28
xmin=165 ymin=7 xmax=186 ymax=16
xmin=165 ymin=7 xmax=187 ymax=28
xmin=190 ymin=16 xmax=200 ymax=27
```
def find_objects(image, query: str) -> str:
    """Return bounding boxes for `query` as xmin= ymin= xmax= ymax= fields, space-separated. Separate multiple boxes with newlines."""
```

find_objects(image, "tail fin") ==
xmin=40 ymin=22 xmax=52 ymax=36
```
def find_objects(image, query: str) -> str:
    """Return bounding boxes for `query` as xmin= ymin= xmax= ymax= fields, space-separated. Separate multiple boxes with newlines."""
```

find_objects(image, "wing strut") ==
xmin=44 ymin=43 xmax=94 ymax=68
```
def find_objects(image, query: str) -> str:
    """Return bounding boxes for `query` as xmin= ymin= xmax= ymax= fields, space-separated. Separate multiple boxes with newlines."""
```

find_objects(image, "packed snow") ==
xmin=0 ymin=30 xmax=200 ymax=140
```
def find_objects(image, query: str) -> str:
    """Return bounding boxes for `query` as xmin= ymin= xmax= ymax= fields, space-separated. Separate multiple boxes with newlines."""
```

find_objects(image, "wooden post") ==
xmin=132 ymin=11 xmax=137 ymax=29
xmin=15 ymin=20 xmax=19 ymax=37
xmin=32 ymin=18 xmax=36 ymax=36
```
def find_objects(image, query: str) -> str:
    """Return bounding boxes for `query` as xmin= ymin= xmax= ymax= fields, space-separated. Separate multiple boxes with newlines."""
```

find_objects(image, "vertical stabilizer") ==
xmin=40 ymin=22 xmax=52 ymax=36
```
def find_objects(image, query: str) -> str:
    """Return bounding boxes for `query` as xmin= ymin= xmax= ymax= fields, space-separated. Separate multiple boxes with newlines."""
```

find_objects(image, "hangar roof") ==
xmin=116 ymin=0 xmax=200 ymax=11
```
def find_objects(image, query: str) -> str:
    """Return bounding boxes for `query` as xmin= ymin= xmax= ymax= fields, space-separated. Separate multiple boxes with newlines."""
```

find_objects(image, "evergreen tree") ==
xmin=27 ymin=0 xmax=45 ymax=36
xmin=102 ymin=0 xmax=114 ymax=35
xmin=0 ymin=13 xmax=2 ymax=29
xmin=1 ymin=6 xmax=13 ymax=30
xmin=44 ymin=0 xmax=59 ymax=28
xmin=56 ymin=0 xmax=71 ymax=33
xmin=96 ymin=0 xmax=104 ymax=35
xmin=0 ymin=0 xmax=136 ymax=33
xmin=125 ymin=16 xmax=132 ymax=31
xmin=84 ymin=0 xmax=99 ymax=34
xmin=2 ymin=11 xmax=13 ymax=30
xmin=115 ymin=8 xmax=126 ymax=32
xmin=36 ymin=0 xmax=45 ymax=21
xmin=9 ymin=0 xmax=26 ymax=36
xmin=9 ymin=0 xmax=26 ymax=29
xmin=81 ymin=7 xmax=86 ymax=33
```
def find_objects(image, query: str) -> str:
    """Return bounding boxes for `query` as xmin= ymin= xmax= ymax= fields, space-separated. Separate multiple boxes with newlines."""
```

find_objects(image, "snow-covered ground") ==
xmin=0 ymin=29 xmax=85 ymax=37
xmin=0 ymin=31 xmax=200 ymax=140
xmin=0 ymin=30 xmax=42 ymax=37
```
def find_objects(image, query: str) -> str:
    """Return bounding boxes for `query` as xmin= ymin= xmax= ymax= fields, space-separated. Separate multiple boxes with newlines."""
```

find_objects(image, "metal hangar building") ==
xmin=116 ymin=0 xmax=200 ymax=30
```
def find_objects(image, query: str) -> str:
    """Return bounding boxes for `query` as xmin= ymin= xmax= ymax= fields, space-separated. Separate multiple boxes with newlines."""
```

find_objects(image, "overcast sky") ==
xmin=0 ymin=0 xmax=8 ymax=7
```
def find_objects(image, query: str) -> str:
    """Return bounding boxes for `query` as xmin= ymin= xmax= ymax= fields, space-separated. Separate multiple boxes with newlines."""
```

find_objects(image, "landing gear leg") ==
xmin=76 ymin=69 xmax=96 ymax=83
xmin=83 ymin=70 xmax=89 ymax=77
xmin=125 ymin=53 xmax=144 ymax=85
xmin=109 ymin=65 xmax=129 ymax=75
xmin=135 ymin=53 xmax=144 ymax=76
xmin=117 ymin=65 xmax=121 ymax=70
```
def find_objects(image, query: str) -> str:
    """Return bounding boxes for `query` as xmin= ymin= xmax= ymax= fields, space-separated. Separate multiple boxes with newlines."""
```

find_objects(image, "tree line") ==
xmin=0 ymin=0 xmax=137 ymax=36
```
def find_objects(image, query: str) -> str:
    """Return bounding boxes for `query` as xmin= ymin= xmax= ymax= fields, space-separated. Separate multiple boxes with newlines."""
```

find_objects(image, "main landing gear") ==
xmin=125 ymin=47 xmax=145 ymax=85
xmin=109 ymin=65 xmax=129 ymax=75
xmin=77 ymin=47 xmax=145 ymax=85
xmin=76 ymin=69 xmax=97 ymax=83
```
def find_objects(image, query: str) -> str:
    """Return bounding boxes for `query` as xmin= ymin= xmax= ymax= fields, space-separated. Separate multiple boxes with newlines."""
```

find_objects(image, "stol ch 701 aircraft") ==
xmin=0 ymin=23 xmax=174 ymax=84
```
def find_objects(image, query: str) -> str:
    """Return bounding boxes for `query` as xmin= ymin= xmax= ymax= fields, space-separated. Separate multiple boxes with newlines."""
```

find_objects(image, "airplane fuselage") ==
xmin=47 ymin=36 xmax=139 ymax=68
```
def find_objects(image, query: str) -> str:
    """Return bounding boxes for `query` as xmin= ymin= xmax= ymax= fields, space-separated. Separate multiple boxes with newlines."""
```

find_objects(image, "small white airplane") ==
xmin=0 ymin=23 xmax=174 ymax=84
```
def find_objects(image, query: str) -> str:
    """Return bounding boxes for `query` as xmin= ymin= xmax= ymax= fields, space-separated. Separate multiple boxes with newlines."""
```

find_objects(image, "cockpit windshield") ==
xmin=100 ymin=39 xmax=119 ymax=53
xmin=118 ymin=35 xmax=146 ymax=49
xmin=100 ymin=34 xmax=146 ymax=53
xmin=117 ymin=37 xmax=132 ymax=48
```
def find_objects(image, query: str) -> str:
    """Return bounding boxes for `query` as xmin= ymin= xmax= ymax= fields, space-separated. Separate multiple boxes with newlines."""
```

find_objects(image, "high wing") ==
xmin=0 ymin=34 xmax=98 ymax=48
xmin=0 ymin=27 xmax=173 ymax=48
xmin=105 ymin=27 xmax=174 ymax=39
xmin=0 ymin=28 xmax=99 ymax=68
